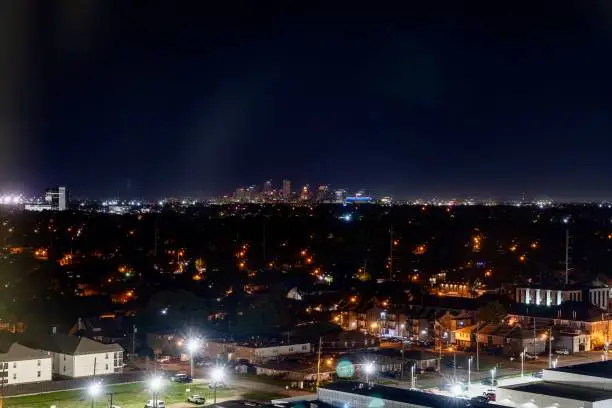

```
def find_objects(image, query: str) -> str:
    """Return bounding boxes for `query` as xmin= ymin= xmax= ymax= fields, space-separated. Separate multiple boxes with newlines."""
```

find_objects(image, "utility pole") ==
xmin=389 ymin=227 xmax=393 ymax=281
xmin=400 ymin=340 xmax=405 ymax=380
xmin=533 ymin=316 xmax=537 ymax=357
xmin=476 ymin=323 xmax=480 ymax=372
xmin=316 ymin=337 xmax=322 ymax=388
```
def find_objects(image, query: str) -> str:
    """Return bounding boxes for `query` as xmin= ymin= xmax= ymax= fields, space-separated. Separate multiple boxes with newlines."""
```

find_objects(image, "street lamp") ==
xmin=150 ymin=376 xmax=162 ymax=408
xmin=410 ymin=364 xmax=416 ymax=389
xmin=544 ymin=328 xmax=554 ymax=368
xmin=364 ymin=362 xmax=375 ymax=384
xmin=490 ymin=367 xmax=496 ymax=388
xmin=468 ymin=356 xmax=473 ymax=391
xmin=520 ymin=348 xmax=526 ymax=377
xmin=186 ymin=338 xmax=200 ymax=378
xmin=400 ymin=323 xmax=405 ymax=338
xmin=88 ymin=381 xmax=101 ymax=408
xmin=211 ymin=366 xmax=225 ymax=404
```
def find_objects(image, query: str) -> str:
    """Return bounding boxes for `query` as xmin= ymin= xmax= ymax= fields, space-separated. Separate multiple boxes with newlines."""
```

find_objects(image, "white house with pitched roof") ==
xmin=25 ymin=333 xmax=123 ymax=378
xmin=0 ymin=337 xmax=52 ymax=385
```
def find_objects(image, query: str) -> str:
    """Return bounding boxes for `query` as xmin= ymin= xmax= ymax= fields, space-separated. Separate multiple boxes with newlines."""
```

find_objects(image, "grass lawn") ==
xmin=237 ymin=374 xmax=292 ymax=387
xmin=4 ymin=381 xmax=237 ymax=408
xmin=241 ymin=391 xmax=289 ymax=401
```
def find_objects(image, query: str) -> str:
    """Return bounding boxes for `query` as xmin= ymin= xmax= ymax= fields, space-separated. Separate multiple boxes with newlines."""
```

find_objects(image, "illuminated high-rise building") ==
xmin=263 ymin=180 xmax=272 ymax=195
xmin=316 ymin=185 xmax=329 ymax=202
xmin=282 ymin=179 xmax=291 ymax=200
xmin=45 ymin=186 xmax=68 ymax=211
xmin=300 ymin=185 xmax=310 ymax=201
xmin=234 ymin=188 xmax=245 ymax=201
xmin=334 ymin=189 xmax=347 ymax=204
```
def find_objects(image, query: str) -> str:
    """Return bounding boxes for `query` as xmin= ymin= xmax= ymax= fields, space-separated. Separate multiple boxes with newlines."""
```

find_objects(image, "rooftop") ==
xmin=501 ymin=381 xmax=612 ymax=402
xmin=0 ymin=336 xmax=50 ymax=362
xmin=320 ymin=381 xmax=495 ymax=407
xmin=22 ymin=333 xmax=123 ymax=355
xmin=547 ymin=360 xmax=612 ymax=380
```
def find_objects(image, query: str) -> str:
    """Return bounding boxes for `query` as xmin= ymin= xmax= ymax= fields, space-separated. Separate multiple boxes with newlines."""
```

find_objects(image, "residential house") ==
xmin=206 ymin=340 xmax=312 ymax=364
xmin=69 ymin=314 xmax=133 ymax=349
xmin=0 ymin=337 xmax=52 ymax=385
xmin=321 ymin=331 xmax=379 ymax=351
xmin=253 ymin=360 xmax=334 ymax=382
xmin=402 ymin=350 xmax=439 ymax=371
xmin=25 ymin=333 xmax=124 ymax=378
xmin=508 ymin=301 xmax=612 ymax=347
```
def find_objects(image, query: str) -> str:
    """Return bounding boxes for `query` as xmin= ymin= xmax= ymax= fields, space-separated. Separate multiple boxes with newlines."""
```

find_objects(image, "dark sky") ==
xmin=1 ymin=1 xmax=612 ymax=200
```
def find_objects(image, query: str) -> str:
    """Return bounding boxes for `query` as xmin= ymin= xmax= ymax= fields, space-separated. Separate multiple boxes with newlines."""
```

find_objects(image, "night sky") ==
xmin=1 ymin=1 xmax=611 ymax=200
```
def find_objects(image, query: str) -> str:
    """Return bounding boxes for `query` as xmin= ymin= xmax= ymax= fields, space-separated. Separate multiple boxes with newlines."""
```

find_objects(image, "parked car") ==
xmin=208 ymin=381 xmax=227 ymax=389
xmin=523 ymin=352 xmax=537 ymax=360
xmin=533 ymin=370 xmax=544 ymax=378
xmin=187 ymin=395 xmax=205 ymax=405
xmin=170 ymin=373 xmax=193 ymax=383
xmin=480 ymin=378 xmax=498 ymax=386
xmin=555 ymin=348 xmax=569 ymax=355
xmin=145 ymin=400 xmax=165 ymax=408
xmin=483 ymin=392 xmax=496 ymax=401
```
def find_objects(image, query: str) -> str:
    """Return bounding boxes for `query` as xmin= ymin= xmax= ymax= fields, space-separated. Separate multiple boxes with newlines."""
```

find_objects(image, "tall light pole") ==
xmin=491 ymin=367 xmax=496 ymax=388
xmin=410 ymin=364 xmax=415 ymax=389
xmin=468 ymin=357 xmax=472 ymax=392
xmin=453 ymin=351 xmax=457 ymax=381
xmin=88 ymin=382 xmax=101 ymax=408
xmin=186 ymin=338 xmax=200 ymax=378
xmin=150 ymin=376 xmax=162 ymax=408
xmin=364 ymin=362 xmax=374 ymax=384
xmin=211 ymin=366 xmax=225 ymax=404
xmin=520 ymin=348 xmax=526 ymax=377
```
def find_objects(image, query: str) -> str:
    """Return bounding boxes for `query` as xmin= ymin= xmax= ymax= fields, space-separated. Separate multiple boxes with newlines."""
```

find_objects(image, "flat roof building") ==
xmin=497 ymin=361 xmax=612 ymax=407
xmin=318 ymin=381 xmax=494 ymax=408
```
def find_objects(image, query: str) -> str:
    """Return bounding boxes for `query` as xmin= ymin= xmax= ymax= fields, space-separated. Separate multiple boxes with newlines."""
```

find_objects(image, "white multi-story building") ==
xmin=589 ymin=287 xmax=611 ymax=310
xmin=31 ymin=334 xmax=123 ymax=378
xmin=516 ymin=286 xmax=612 ymax=310
xmin=0 ymin=340 xmax=52 ymax=385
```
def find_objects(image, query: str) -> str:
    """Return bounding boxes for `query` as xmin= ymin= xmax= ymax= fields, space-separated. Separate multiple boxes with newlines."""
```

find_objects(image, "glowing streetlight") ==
xmin=88 ymin=382 xmax=101 ymax=408
xmin=364 ymin=362 xmax=375 ymax=383
xmin=186 ymin=338 xmax=200 ymax=378
xmin=211 ymin=366 xmax=225 ymax=403
xmin=149 ymin=376 xmax=163 ymax=408
xmin=490 ymin=367 xmax=496 ymax=388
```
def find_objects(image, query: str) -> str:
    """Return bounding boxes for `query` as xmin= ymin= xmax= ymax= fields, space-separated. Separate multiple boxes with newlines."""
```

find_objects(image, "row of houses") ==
xmin=335 ymin=294 xmax=612 ymax=355
xmin=0 ymin=333 xmax=123 ymax=385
